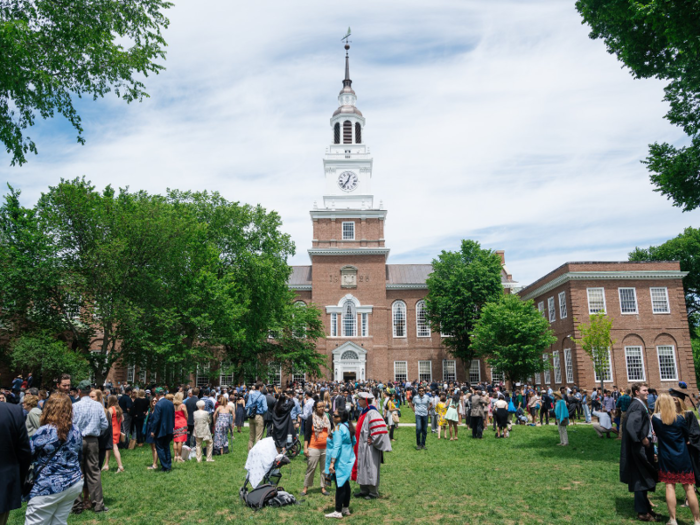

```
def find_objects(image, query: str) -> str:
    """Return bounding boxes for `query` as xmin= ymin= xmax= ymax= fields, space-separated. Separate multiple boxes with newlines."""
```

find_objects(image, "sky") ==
xmin=3 ymin=0 xmax=698 ymax=287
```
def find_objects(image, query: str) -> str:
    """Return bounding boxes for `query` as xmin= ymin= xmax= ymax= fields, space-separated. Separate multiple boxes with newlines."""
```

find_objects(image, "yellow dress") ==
xmin=436 ymin=401 xmax=447 ymax=427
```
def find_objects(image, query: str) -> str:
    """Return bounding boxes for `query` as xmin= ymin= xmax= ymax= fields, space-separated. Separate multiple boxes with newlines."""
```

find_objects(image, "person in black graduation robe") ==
xmin=620 ymin=388 xmax=658 ymax=521
xmin=271 ymin=393 xmax=295 ymax=451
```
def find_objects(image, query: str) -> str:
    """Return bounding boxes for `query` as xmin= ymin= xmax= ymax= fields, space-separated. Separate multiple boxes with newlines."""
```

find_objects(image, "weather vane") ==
xmin=342 ymin=27 xmax=351 ymax=48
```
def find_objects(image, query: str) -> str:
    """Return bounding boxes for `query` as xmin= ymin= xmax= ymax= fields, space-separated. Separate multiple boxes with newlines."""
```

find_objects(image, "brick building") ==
xmin=287 ymin=44 xmax=518 ymax=384
xmin=518 ymin=261 xmax=696 ymax=393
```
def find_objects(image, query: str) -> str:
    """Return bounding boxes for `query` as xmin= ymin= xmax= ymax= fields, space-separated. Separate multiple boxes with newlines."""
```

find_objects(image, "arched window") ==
xmin=392 ymin=301 xmax=406 ymax=338
xmin=343 ymin=300 xmax=357 ymax=337
xmin=341 ymin=350 xmax=359 ymax=360
xmin=343 ymin=121 xmax=352 ymax=144
xmin=416 ymin=300 xmax=430 ymax=337
xmin=334 ymin=122 xmax=340 ymax=144
xmin=355 ymin=122 xmax=361 ymax=144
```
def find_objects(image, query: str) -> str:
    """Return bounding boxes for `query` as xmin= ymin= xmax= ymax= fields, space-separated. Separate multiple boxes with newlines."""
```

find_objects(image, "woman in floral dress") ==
xmin=213 ymin=394 xmax=234 ymax=455
xmin=436 ymin=394 xmax=447 ymax=439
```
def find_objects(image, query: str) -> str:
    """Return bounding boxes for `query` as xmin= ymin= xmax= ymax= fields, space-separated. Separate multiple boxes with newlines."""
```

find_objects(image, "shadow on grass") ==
xmin=512 ymin=428 xmax=622 ymax=463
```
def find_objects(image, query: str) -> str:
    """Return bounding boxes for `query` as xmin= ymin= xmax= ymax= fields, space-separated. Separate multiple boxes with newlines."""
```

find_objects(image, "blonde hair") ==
xmin=23 ymin=394 xmax=38 ymax=409
xmin=174 ymin=392 xmax=184 ymax=403
xmin=137 ymin=389 xmax=146 ymax=399
xmin=655 ymin=393 xmax=679 ymax=425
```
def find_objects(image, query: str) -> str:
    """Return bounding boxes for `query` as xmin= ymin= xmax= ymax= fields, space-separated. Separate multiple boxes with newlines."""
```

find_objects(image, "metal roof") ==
xmin=385 ymin=264 xmax=433 ymax=285
xmin=289 ymin=266 xmax=312 ymax=286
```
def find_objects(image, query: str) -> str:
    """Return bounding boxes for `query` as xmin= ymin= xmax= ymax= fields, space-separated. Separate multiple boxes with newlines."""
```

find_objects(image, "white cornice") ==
xmin=288 ymin=284 xmax=312 ymax=291
xmin=386 ymin=283 xmax=428 ymax=290
xmin=310 ymin=209 xmax=387 ymax=220
xmin=308 ymin=247 xmax=390 ymax=259
xmin=520 ymin=270 xmax=688 ymax=301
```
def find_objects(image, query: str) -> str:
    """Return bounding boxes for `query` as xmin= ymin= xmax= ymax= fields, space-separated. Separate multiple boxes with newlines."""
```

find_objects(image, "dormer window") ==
xmin=334 ymin=123 xmax=340 ymax=144
xmin=355 ymin=122 xmax=361 ymax=144
xmin=343 ymin=121 xmax=352 ymax=144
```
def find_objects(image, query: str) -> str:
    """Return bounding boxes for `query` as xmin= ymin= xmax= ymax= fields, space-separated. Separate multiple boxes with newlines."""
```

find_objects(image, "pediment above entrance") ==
xmin=332 ymin=341 xmax=367 ymax=359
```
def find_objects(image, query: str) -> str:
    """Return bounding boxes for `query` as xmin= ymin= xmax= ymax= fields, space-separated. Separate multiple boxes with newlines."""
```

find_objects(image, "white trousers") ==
xmin=25 ymin=480 xmax=84 ymax=525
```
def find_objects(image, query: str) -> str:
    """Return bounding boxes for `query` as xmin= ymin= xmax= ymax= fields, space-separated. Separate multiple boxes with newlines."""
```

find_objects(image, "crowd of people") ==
xmin=1 ymin=373 xmax=700 ymax=523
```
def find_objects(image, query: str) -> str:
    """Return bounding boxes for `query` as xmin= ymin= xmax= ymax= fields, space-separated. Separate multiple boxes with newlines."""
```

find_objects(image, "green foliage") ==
xmin=425 ymin=239 xmax=504 ymax=366
xmin=0 ymin=0 xmax=172 ymax=166
xmin=692 ymin=333 xmax=700 ymax=387
xmin=9 ymin=332 xmax=90 ymax=387
xmin=629 ymin=227 xmax=700 ymax=322
xmin=575 ymin=0 xmax=700 ymax=210
xmin=572 ymin=312 xmax=615 ymax=391
xmin=471 ymin=294 xmax=557 ymax=386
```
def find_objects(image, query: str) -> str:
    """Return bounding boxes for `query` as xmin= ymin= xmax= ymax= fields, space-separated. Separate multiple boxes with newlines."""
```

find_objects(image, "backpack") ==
xmin=246 ymin=393 xmax=258 ymax=419
xmin=268 ymin=490 xmax=298 ymax=507
xmin=242 ymin=484 xmax=278 ymax=510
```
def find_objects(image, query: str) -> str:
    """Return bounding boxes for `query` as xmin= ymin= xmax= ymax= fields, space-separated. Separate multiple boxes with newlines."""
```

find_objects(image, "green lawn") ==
xmin=8 ymin=424 xmax=696 ymax=525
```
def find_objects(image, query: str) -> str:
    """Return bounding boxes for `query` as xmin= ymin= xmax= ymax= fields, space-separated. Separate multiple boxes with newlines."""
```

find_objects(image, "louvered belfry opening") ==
xmin=343 ymin=121 xmax=352 ymax=144
xmin=334 ymin=122 xmax=340 ymax=144
xmin=355 ymin=122 xmax=361 ymax=144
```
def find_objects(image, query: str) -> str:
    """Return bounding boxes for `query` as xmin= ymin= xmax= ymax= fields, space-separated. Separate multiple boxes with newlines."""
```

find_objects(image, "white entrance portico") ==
xmin=332 ymin=342 xmax=367 ymax=382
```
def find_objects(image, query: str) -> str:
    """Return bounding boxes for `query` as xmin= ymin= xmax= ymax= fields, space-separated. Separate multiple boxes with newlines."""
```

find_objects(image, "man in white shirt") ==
xmin=592 ymin=409 xmax=616 ymax=438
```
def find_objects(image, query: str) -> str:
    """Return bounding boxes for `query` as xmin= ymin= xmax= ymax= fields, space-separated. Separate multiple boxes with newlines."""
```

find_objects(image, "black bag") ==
xmin=23 ymin=440 xmax=66 ymax=497
xmin=242 ymin=484 xmax=278 ymax=511
xmin=268 ymin=490 xmax=298 ymax=507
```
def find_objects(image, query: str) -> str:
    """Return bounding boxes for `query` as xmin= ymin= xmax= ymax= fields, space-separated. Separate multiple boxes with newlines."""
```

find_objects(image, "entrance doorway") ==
xmin=343 ymin=372 xmax=356 ymax=382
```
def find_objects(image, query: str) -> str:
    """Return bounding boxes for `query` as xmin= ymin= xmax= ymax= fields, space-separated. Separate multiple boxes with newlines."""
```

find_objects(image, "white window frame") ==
xmin=538 ymin=301 xmax=545 ymax=316
xmin=292 ymin=371 xmax=307 ymax=384
xmin=394 ymin=361 xmax=408 ymax=383
xmin=650 ymin=287 xmax=671 ymax=314
xmin=443 ymin=360 xmax=456 ymax=382
xmin=656 ymin=345 xmax=678 ymax=381
xmin=534 ymin=372 xmax=541 ymax=384
xmin=587 ymin=287 xmax=606 ymax=314
xmin=547 ymin=297 xmax=556 ymax=323
xmin=618 ymin=287 xmax=638 ymax=314
xmin=342 ymin=300 xmax=357 ymax=337
xmin=330 ymin=313 xmax=338 ymax=337
xmin=490 ymin=368 xmax=504 ymax=384
xmin=268 ymin=363 xmax=282 ymax=386
xmin=392 ymin=301 xmax=407 ymax=338
xmin=552 ymin=351 xmax=562 ymax=384
xmin=593 ymin=348 xmax=614 ymax=383
xmin=418 ymin=361 xmax=432 ymax=383
xmin=563 ymin=348 xmax=574 ymax=384
xmin=361 ymin=313 xmax=369 ymax=337
xmin=126 ymin=364 xmax=135 ymax=383
xmin=625 ymin=346 xmax=646 ymax=382
xmin=342 ymin=221 xmax=355 ymax=240
xmin=558 ymin=291 xmax=567 ymax=319
xmin=469 ymin=360 xmax=481 ymax=383
xmin=196 ymin=364 xmax=210 ymax=388
xmin=138 ymin=368 xmax=146 ymax=384
xmin=543 ymin=354 xmax=551 ymax=384
xmin=219 ymin=361 xmax=234 ymax=386
xmin=415 ymin=300 xmax=430 ymax=338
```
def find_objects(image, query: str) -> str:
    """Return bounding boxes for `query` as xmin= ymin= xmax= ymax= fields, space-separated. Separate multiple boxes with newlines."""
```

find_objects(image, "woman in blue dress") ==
xmin=651 ymin=393 xmax=700 ymax=525
xmin=145 ymin=397 xmax=158 ymax=469
xmin=213 ymin=394 xmax=234 ymax=454
xmin=324 ymin=409 xmax=356 ymax=518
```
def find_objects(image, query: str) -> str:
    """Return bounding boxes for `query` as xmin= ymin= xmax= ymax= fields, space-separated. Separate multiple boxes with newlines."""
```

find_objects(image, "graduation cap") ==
xmin=669 ymin=383 xmax=696 ymax=409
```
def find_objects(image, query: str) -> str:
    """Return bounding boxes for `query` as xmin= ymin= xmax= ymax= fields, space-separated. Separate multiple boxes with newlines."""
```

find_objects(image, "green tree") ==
xmin=0 ymin=0 xmax=172 ymax=166
xmin=9 ymin=332 xmax=90 ymax=387
xmin=572 ymin=313 xmax=615 ymax=393
xmin=425 ymin=239 xmax=504 ymax=369
xmin=629 ymin=227 xmax=700 ymax=322
xmin=575 ymin=0 xmax=700 ymax=211
xmin=471 ymin=294 xmax=556 ymax=388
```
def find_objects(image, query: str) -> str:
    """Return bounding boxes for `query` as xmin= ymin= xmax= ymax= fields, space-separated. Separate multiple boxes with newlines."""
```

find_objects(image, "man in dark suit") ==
xmin=184 ymin=387 xmax=200 ymax=447
xmin=150 ymin=387 xmax=175 ymax=471
xmin=0 ymin=401 xmax=32 ymax=525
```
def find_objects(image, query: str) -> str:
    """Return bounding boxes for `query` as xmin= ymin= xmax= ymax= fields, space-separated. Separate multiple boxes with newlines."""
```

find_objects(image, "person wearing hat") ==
xmin=70 ymin=380 xmax=109 ymax=514
xmin=351 ymin=391 xmax=392 ymax=500
xmin=149 ymin=387 xmax=175 ymax=472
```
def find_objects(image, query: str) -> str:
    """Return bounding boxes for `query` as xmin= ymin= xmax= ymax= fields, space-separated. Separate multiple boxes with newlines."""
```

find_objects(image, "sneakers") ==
xmin=342 ymin=507 xmax=351 ymax=516
xmin=325 ymin=511 xmax=343 ymax=519
xmin=666 ymin=519 xmax=678 ymax=525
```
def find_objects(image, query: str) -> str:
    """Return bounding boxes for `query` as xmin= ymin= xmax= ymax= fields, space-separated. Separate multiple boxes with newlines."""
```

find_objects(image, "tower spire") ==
xmin=341 ymin=27 xmax=353 ymax=92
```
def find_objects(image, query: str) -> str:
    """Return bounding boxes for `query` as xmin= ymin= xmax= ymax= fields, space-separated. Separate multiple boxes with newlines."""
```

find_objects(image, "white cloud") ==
xmin=3 ymin=0 xmax=698 ymax=286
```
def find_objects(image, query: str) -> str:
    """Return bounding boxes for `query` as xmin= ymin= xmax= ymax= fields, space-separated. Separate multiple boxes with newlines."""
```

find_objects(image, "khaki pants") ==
xmin=304 ymin=447 xmax=326 ymax=489
xmin=558 ymin=423 xmax=569 ymax=445
xmin=195 ymin=436 xmax=213 ymax=462
xmin=592 ymin=422 xmax=613 ymax=438
xmin=72 ymin=436 xmax=105 ymax=512
xmin=248 ymin=415 xmax=264 ymax=451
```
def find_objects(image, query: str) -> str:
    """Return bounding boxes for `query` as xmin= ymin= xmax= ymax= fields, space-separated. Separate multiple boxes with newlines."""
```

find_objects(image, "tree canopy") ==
xmin=0 ymin=178 xmax=326 ymax=385
xmin=471 ymin=294 xmax=556 ymax=387
xmin=576 ymin=0 xmax=700 ymax=211
xmin=571 ymin=312 xmax=615 ymax=392
xmin=425 ymin=239 xmax=504 ymax=367
xmin=0 ymin=0 xmax=172 ymax=166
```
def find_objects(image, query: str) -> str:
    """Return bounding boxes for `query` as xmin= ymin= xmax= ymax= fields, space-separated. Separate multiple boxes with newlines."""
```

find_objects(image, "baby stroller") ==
xmin=240 ymin=437 xmax=297 ymax=511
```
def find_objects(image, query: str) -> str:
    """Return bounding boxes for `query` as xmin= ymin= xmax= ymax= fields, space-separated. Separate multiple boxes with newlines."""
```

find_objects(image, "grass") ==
xmin=8 ymin=423 xmax=698 ymax=525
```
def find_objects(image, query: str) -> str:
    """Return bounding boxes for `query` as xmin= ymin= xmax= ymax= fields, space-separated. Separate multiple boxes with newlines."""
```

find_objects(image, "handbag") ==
xmin=120 ymin=432 xmax=127 ymax=443
xmin=23 ymin=439 xmax=66 ymax=497
xmin=391 ymin=411 xmax=400 ymax=425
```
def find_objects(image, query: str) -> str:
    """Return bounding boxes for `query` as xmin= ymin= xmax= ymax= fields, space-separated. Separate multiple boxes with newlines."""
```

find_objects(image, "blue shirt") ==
xmin=30 ymin=425 xmax=83 ymax=498
xmin=246 ymin=390 xmax=268 ymax=416
xmin=72 ymin=396 xmax=108 ymax=437
xmin=290 ymin=397 xmax=301 ymax=420
xmin=412 ymin=394 xmax=431 ymax=417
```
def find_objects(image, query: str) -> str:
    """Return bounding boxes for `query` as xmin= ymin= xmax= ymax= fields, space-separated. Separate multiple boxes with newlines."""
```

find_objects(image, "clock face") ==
xmin=337 ymin=171 xmax=358 ymax=192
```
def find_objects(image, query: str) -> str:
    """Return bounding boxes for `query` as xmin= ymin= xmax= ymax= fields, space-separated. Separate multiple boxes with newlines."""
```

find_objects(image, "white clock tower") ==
xmin=321 ymin=43 xmax=376 ymax=210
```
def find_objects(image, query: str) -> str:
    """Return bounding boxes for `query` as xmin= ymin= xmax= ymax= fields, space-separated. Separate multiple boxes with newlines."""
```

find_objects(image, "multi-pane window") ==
xmin=563 ymin=348 xmax=574 ymax=383
xmin=552 ymin=351 xmax=562 ymax=383
xmin=443 ymin=360 xmax=456 ymax=382
xmin=126 ymin=364 xmax=135 ymax=383
xmin=416 ymin=300 xmax=430 ymax=337
xmin=292 ymin=371 xmax=306 ymax=384
xmin=469 ymin=360 xmax=481 ymax=383
xmin=394 ymin=361 xmax=408 ymax=383
xmin=543 ymin=354 xmax=551 ymax=384
xmin=330 ymin=313 xmax=338 ymax=337
xmin=361 ymin=313 xmax=368 ymax=337
xmin=558 ymin=291 xmax=567 ymax=319
xmin=342 ymin=221 xmax=355 ymax=240
xmin=625 ymin=346 xmax=646 ymax=381
xmin=538 ymin=301 xmax=545 ymax=316
xmin=219 ymin=361 xmax=234 ymax=386
xmin=343 ymin=300 xmax=357 ymax=337
xmin=138 ymin=369 xmax=146 ymax=384
xmin=268 ymin=363 xmax=282 ymax=386
xmin=490 ymin=368 xmax=505 ymax=384
xmin=593 ymin=349 xmax=613 ymax=382
xmin=619 ymin=288 xmax=638 ymax=314
xmin=534 ymin=372 xmax=541 ymax=384
xmin=64 ymin=294 xmax=81 ymax=320
xmin=587 ymin=288 xmax=606 ymax=314
xmin=392 ymin=301 xmax=406 ymax=338
xmin=196 ymin=364 xmax=210 ymax=388
xmin=419 ymin=361 xmax=432 ymax=382
xmin=651 ymin=287 xmax=671 ymax=314
xmin=548 ymin=297 xmax=556 ymax=323
xmin=657 ymin=346 xmax=678 ymax=381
